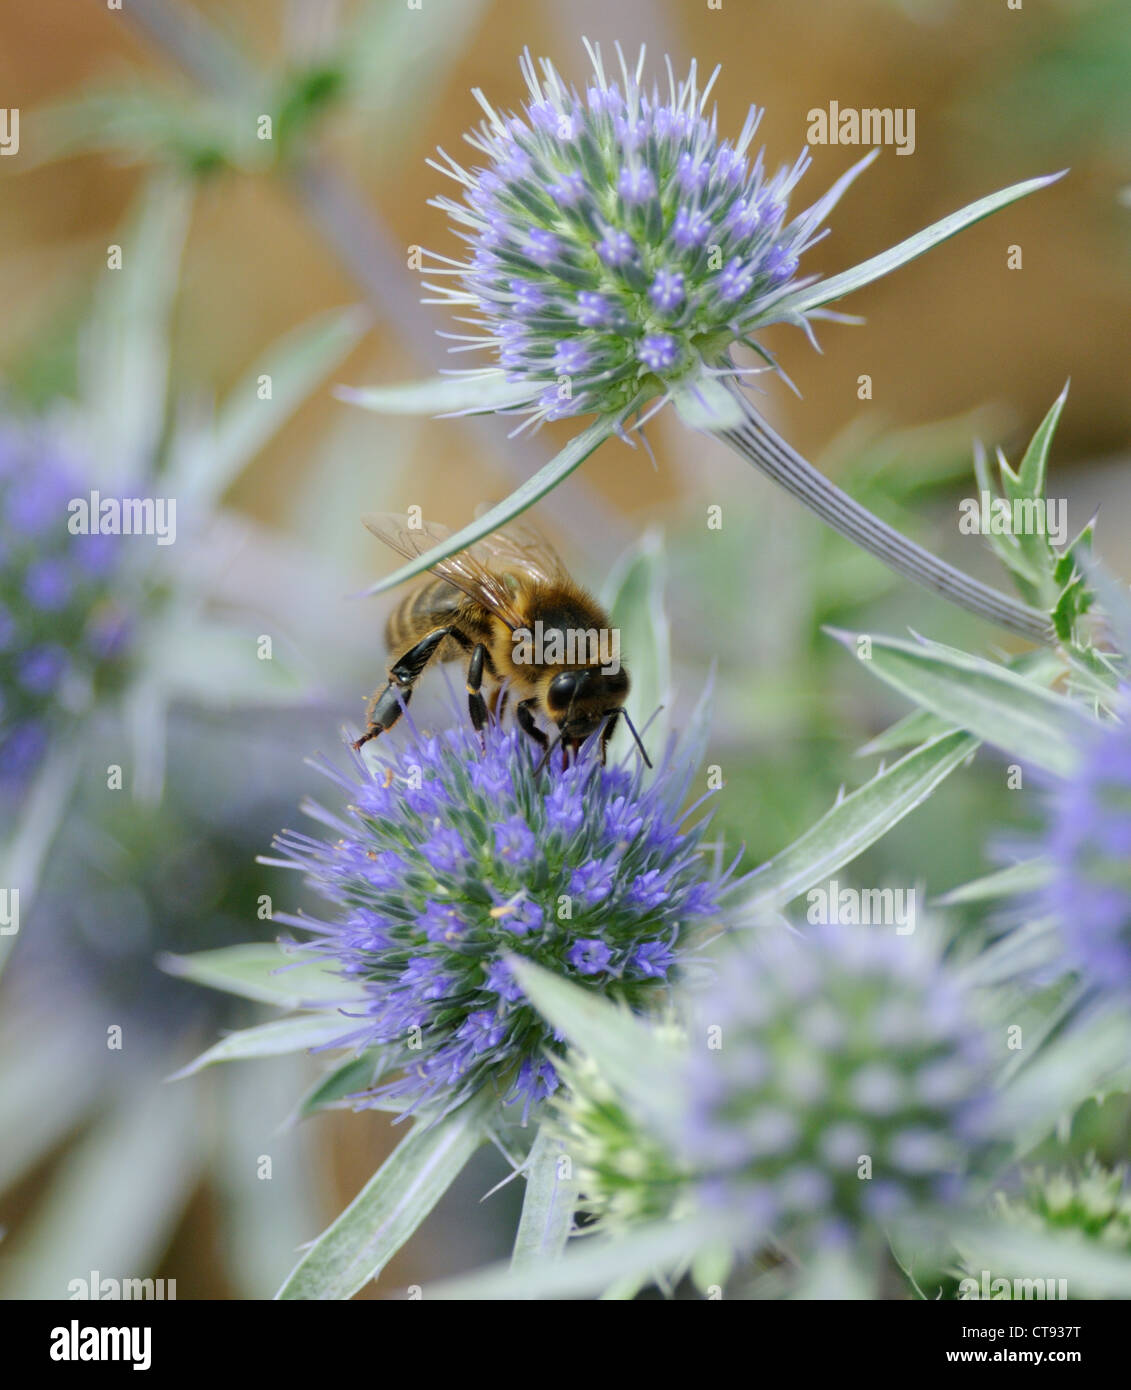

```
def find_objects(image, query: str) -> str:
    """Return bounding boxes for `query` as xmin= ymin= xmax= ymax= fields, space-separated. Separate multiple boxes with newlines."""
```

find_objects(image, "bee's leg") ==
xmin=352 ymin=627 xmax=451 ymax=751
xmin=466 ymin=643 xmax=490 ymax=745
xmin=516 ymin=698 xmax=548 ymax=752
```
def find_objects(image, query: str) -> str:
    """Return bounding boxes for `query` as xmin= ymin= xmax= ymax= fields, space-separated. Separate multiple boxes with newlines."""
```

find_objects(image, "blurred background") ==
xmin=0 ymin=0 xmax=1129 ymax=1298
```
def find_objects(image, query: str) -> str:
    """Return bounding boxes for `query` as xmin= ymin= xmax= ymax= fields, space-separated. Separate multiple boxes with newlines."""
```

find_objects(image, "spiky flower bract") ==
xmin=551 ymin=1023 xmax=694 ymax=1230
xmin=957 ymin=1159 xmax=1131 ymax=1300
xmin=424 ymin=41 xmax=870 ymax=429
xmin=989 ymin=1159 xmax=1131 ymax=1250
xmin=269 ymin=712 xmax=734 ymax=1119
xmin=0 ymin=421 xmax=134 ymax=782
xmin=674 ymin=926 xmax=999 ymax=1251
xmin=1039 ymin=712 xmax=1131 ymax=996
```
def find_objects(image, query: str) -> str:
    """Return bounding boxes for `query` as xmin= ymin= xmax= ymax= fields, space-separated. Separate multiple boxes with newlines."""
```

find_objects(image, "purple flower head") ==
xmin=24 ymin=558 xmax=74 ymax=612
xmin=17 ymin=644 xmax=69 ymax=695
xmin=420 ymin=826 xmax=471 ymax=876
xmin=716 ymin=257 xmax=755 ymax=303
xmin=1038 ymin=715 xmax=1131 ymax=994
xmin=631 ymin=939 xmax=675 ymax=978
xmin=596 ymin=229 xmax=636 ymax=267
xmin=416 ymin=900 xmax=469 ymax=944
xmin=266 ymin=689 xmax=737 ymax=1118
xmin=548 ymin=170 xmax=586 ymax=206
xmin=765 ymin=243 xmax=800 ymax=282
xmin=0 ymin=421 xmax=135 ymax=784
xmin=649 ymin=269 xmax=685 ymax=314
xmin=418 ymin=42 xmax=864 ymax=425
xmin=485 ymin=958 xmax=523 ymax=1004
xmin=525 ymin=228 xmax=561 ymax=268
xmin=617 ymin=165 xmax=657 ymax=204
xmin=511 ymin=279 xmax=547 ymax=314
xmin=576 ymin=292 xmax=612 ymax=328
xmin=671 ymin=925 xmax=1000 ymax=1250
xmin=638 ymin=334 xmax=680 ymax=373
xmin=671 ymin=207 xmax=710 ymax=249
xmin=568 ymin=938 xmax=613 ymax=975
xmin=550 ymin=341 xmax=592 ymax=376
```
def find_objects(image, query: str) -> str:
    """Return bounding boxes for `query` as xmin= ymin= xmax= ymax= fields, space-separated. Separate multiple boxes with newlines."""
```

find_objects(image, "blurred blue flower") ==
xmin=269 ymin=711 xmax=737 ymax=1120
xmin=1039 ymin=711 xmax=1131 ymax=994
xmin=0 ymin=421 xmax=135 ymax=782
xmin=674 ymin=925 xmax=998 ymax=1249
xmin=423 ymin=42 xmax=870 ymax=427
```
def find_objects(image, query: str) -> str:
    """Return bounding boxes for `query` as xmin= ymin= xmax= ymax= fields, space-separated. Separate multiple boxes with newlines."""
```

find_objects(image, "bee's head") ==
xmin=545 ymin=667 xmax=629 ymax=740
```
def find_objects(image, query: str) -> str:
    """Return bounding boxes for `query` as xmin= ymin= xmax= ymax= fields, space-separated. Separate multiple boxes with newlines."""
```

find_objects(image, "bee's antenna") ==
xmin=614 ymin=708 xmax=653 ymax=769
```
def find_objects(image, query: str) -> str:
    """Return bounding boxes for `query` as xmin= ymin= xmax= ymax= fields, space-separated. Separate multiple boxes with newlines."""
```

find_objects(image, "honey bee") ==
xmin=353 ymin=514 xmax=651 ymax=768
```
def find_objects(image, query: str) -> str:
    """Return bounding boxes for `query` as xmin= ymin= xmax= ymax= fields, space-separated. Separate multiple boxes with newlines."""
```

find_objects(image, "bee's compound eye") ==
xmin=546 ymin=670 xmax=579 ymax=712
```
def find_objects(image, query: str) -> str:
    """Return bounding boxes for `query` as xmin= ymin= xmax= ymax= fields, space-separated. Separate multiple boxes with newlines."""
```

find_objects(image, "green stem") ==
xmin=718 ymin=393 xmax=1053 ymax=644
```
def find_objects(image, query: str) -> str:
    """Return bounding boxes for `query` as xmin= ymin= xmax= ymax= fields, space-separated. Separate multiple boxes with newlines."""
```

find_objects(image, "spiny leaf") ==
xmin=168 ymin=1015 xmax=355 ymax=1081
xmin=335 ymin=372 xmax=538 ymax=417
xmin=355 ymin=409 xmax=628 ymax=597
xmin=159 ymin=943 xmax=366 ymax=1010
xmin=510 ymin=1124 xmax=576 ymax=1270
xmin=827 ymin=629 xmax=1096 ymax=778
xmin=276 ymin=1092 xmax=492 ymax=1299
xmin=743 ymin=731 xmax=979 ymax=914
xmin=754 ymin=171 xmax=1067 ymax=324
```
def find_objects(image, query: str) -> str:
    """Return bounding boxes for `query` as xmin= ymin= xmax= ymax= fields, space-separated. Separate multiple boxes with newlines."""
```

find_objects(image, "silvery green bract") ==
xmin=550 ymin=1025 xmax=694 ymax=1230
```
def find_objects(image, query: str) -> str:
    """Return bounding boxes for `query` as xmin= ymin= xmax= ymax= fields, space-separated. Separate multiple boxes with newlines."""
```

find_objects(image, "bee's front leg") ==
xmin=516 ymin=698 xmax=549 ymax=756
xmin=466 ymin=643 xmax=490 ymax=746
xmin=353 ymin=627 xmax=451 ymax=750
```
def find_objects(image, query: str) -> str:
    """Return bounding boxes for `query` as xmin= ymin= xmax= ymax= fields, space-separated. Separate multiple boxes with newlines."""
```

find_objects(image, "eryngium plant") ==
xmin=0 ymin=421 xmax=133 ymax=782
xmin=988 ymin=1159 xmax=1131 ymax=1251
xmin=267 ymin=711 xmax=736 ymax=1118
xmin=674 ymin=926 xmax=998 ymax=1250
xmin=1039 ymin=711 xmax=1131 ymax=997
xmin=552 ymin=1026 xmax=694 ymax=1229
xmin=352 ymin=40 xmax=1061 ymax=643
xmin=426 ymin=43 xmax=849 ymax=427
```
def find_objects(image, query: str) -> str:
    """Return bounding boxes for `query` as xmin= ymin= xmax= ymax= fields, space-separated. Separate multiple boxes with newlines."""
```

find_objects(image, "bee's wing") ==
xmin=362 ymin=512 xmax=525 ymax=630
xmin=469 ymin=517 xmax=572 ymax=588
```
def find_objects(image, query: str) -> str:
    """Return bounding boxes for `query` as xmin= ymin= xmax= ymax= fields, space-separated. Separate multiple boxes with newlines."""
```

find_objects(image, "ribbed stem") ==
xmin=718 ymin=396 xmax=1053 ymax=644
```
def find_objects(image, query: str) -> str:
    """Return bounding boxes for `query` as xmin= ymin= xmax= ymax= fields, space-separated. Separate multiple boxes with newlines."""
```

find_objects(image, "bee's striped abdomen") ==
xmin=385 ymin=578 xmax=469 ymax=662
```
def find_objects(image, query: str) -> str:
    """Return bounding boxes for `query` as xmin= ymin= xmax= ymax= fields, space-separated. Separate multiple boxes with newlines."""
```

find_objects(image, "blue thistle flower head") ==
xmin=1039 ymin=711 xmax=1131 ymax=995
xmin=424 ymin=40 xmax=869 ymax=428
xmin=674 ymin=926 xmax=998 ymax=1249
xmin=0 ymin=420 xmax=134 ymax=783
xmin=270 ymin=710 xmax=735 ymax=1120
